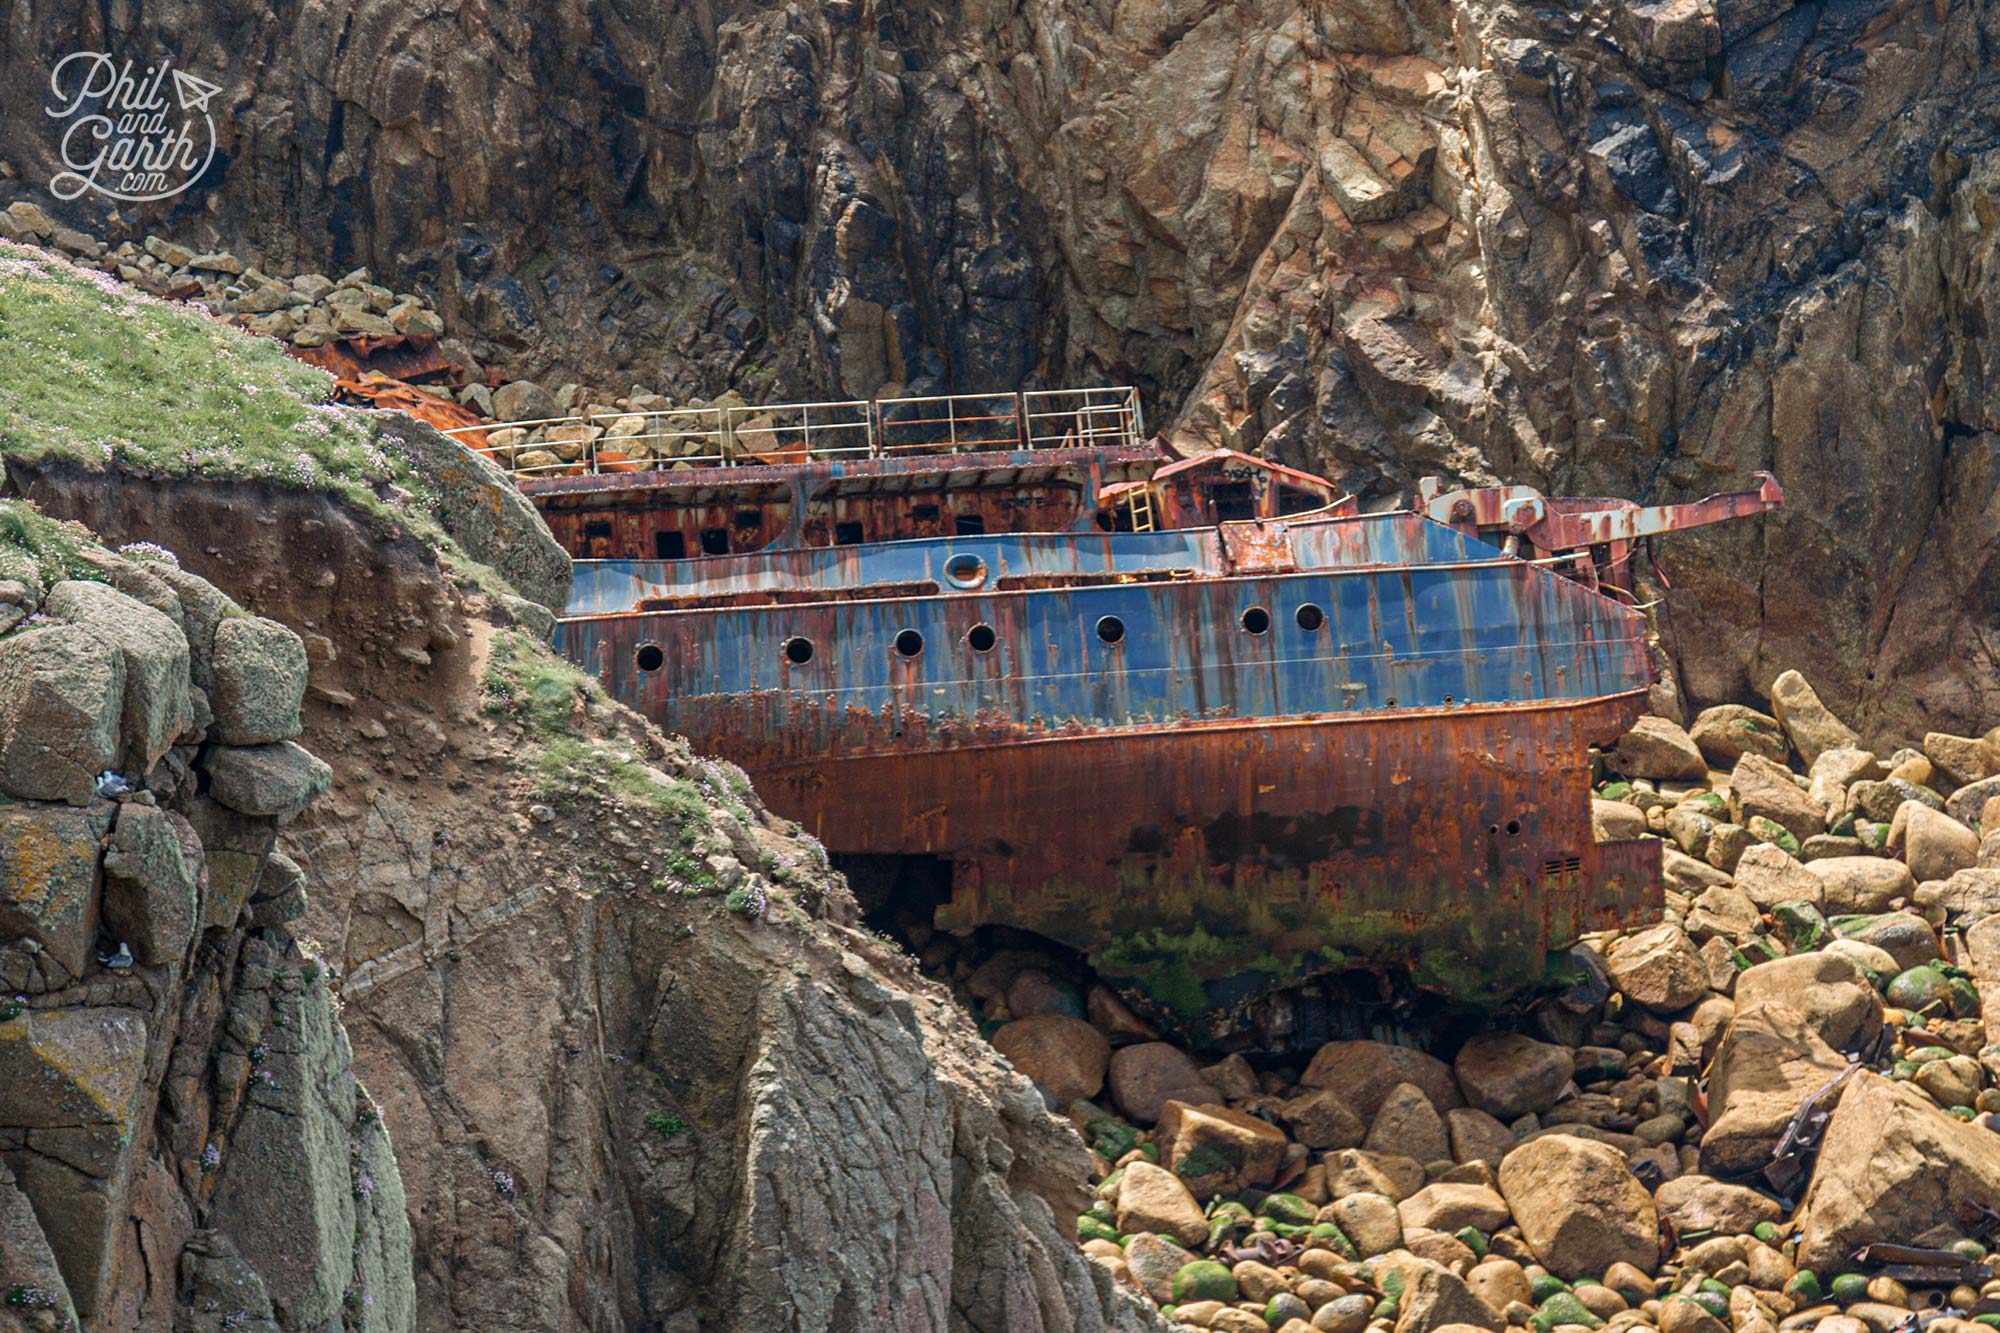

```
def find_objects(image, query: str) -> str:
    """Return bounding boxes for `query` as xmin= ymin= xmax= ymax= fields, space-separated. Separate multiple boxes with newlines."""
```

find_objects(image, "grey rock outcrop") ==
xmin=0 ymin=521 xmax=416 ymax=1333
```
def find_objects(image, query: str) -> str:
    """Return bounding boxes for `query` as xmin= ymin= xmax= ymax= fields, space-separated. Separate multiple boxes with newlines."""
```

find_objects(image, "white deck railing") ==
xmin=442 ymin=386 xmax=1146 ymax=478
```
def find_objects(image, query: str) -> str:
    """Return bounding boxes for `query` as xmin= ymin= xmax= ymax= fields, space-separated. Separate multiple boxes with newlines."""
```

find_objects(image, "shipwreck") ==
xmin=448 ymin=388 xmax=1783 ymax=1040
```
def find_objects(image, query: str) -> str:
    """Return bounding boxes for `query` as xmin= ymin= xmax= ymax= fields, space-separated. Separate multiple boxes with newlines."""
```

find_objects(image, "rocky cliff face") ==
xmin=0 ymin=503 xmax=414 ymax=1333
xmin=3 ymin=0 xmax=1997 ymax=739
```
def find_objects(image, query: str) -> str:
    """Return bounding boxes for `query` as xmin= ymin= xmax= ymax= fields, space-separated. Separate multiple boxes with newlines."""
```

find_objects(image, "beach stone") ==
xmin=1702 ymin=1004 xmax=1848 ymax=1175
xmin=1606 ymin=924 xmax=1707 ymax=1012
xmin=1324 ymin=1190 xmax=1403 ymax=1255
xmin=1445 ymin=1107 xmax=1516 ymax=1166
xmin=1916 ymin=868 xmax=2000 ymax=926
xmin=1124 ymin=1231 xmax=1195 ymax=1302
xmin=1612 ymin=716 xmax=1708 ymax=780
xmin=1301 ymin=1040 xmax=1463 ymax=1117
xmin=1116 ymin=1160 xmax=1210 ymax=1247
xmin=492 ymin=378 xmax=559 ymax=422
xmin=1770 ymin=670 xmax=1860 ymax=766
xmin=1394 ymin=1262 xmax=1502 ymax=1333
xmin=1005 ymin=968 xmax=1085 ymax=1020
xmin=1807 ymin=857 xmax=1915 ymax=915
xmin=1947 ymin=776 xmax=2000 ymax=827
xmin=1157 ymin=1099 xmax=1289 ymax=1194
xmin=1652 ymin=1174 xmax=1782 ymax=1234
xmin=1692 ymin=704 xmax=1789 ymax=766
xmin=1465 ymin=1257 xmax=1532 ymax=1317
xmin=1706 ymin=822 xmax=1755 ymax=871
xmin=1795 ymin=1073 xmax=2000 ymax=1272
xmin=1282 ymin=1087 xmax=1368 ymax=1150
xmin=1894 ymin=802 xmax=1979 ymax=884
xmin=1109 ymin=1042 xmax=1220 ymax=1124
xmin=1810 ymin=747 xmax=1881 ymax=808
xmin=1732 ymin=953 xmax=1883 ymax=1051
xmin=1914 ymin=1054 xmax=1982 ymax=1108
xmin=1364 ymin=1082 xmax=1452 ymax=1164
xmin=1841 ymin=914 xmax=1941 ymax=973
xmin=1730 ymin=753 xmax=1826 ymax=844
xmin=1593 ymin=798 xmax=1649 ymax=841
xmin=1663 ymin=846 xmax=1733 ymax=893
xmin=1821 ymin=937 xmax=1903 ymax=981
xmin=1454 ymin=1032 xmax=1574 ymax=1119
xmin=1172 ymin=1258 xmax=1239 ymax=1303
xmin=1688 ymin=882 xmax=1762 ymax=936
xmin=1322 ymin=1148 xmax=1426 ymax=1201
xmin=1925 ymin=733 xmax=1996 ymax=787
xmin=1733 ymin=842 xmax=1823 ymax=909
xmin=991 ymin=1012 xmax=1109 ymax=1105
xmin=1398 ymin=1182 xmax=1511 ymax=1235
xmin=1497 ymin=1134 xmax=1658 ymax=1280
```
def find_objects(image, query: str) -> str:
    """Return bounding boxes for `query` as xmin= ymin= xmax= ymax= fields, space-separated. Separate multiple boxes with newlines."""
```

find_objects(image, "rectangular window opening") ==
xmin=1210 ymin=481 xmax=1255 ymax=523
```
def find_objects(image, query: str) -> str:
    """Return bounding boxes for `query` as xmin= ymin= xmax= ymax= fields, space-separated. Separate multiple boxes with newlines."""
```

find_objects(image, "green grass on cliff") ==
xmin=0 ymin=240 xmax=427 ymax=527
xmin=481 ymin=628 xmax=712 ymax=823
xmin=0 ymin=500 xmax=93 ymax=591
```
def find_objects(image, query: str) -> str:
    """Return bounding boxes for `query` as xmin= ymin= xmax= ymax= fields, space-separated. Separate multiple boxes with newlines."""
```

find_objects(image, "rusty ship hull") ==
xmin=554 ymin=510 xmax=1665 ymax=1027
xmin=478 ymin=385 xmax=1779 ymax=1033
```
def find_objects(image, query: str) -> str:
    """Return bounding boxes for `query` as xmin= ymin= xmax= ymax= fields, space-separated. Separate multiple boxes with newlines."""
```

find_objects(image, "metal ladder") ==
xmin=1127 ymin=486 xmax=1157 ymax=532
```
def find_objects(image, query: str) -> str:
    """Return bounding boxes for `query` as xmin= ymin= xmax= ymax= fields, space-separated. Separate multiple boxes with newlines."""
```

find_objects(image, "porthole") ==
xmin=1095 ymin=615 xmax=1126 ymax=646
xmin=1386 ymin=696 xmax=1397 ymax=708
xmin=1295 ymin=604 xmax=1325 ymax=632
xmin=894 ymin=628 xmax=925 ymax=658
xmin=1241 ymin=606 xmax=1271 ymax=635
xmin=967 ymin=623 xmax=997 ymax=653
xmin=945 ymin=553 xmax=988 ymax=589
xmin=1506 ymin=818 xmax=1522 ymax=836
xmin=634 ymin=643 xmax=664 ymax=672
xmin=783 ymin=636 xmax=815 ymax=665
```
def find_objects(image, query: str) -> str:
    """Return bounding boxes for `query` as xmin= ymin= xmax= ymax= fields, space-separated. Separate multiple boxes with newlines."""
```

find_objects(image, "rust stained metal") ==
xmin=1424 ymin=473 xmax=1786 ymax=593
xmin=530 ymin=444 xmax=1162 ymax=560
xmin=745 ymin=696 xmax=1656 ymax=1020
xmin=1848 ymin=1245 xmax=1994 ymax=1285
xmin=1100 ymin=448 xmax=1354 ymax=531
xmin=532 ymin=452 xmax=1784 ymax=1025
xmin=285 ymin=333 xmax=492 ymax=441
xmin=558 ymin=508 xmax=1667 ymax=1020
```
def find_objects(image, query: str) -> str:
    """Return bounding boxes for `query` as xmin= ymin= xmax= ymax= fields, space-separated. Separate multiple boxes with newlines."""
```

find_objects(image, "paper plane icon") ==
xmin=171 ymin=68 xmax=221 ymax=113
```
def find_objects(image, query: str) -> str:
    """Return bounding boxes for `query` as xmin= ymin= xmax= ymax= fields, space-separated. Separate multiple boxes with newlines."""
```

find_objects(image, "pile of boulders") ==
xmin=469 ymin=380 xmax=758 ymax=473
xmin=0 ymin=203 xmax=447 ymax=348
xmin=0 ymin=205 xmax=732 ymax=475
xmin=957 ymin=670 xmax=2000 ymax=1333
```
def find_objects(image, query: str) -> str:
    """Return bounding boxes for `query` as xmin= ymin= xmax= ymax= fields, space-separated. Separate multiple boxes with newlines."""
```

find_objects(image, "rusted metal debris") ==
xmin=1762 ymin=1060 xmax=1862 ymax=1198
xmin=1849 ymin=1244 xmax=1994 ymax=1286
xmin=287 ymin=333 xmax=491 ymax=440
xmin=1222 ymin=1237 xmax=1303 ymax=1267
